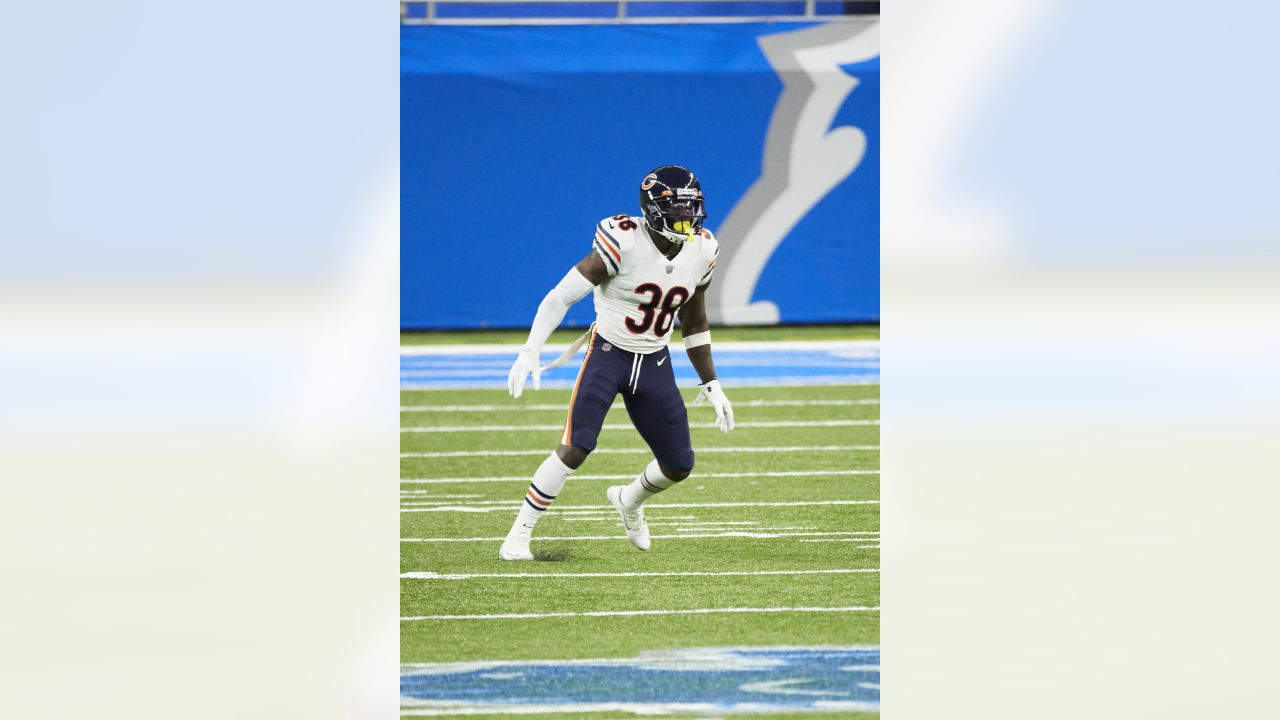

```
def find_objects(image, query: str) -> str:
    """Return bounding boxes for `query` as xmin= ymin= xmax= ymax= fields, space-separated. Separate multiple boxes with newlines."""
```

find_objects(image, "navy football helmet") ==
xmin=639 ymin=165 xmax=707 ymax=244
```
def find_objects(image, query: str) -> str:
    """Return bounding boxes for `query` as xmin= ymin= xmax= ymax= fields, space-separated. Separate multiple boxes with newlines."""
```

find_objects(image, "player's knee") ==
xmin=659 ymin=455 xmax=694 ymax=482
xmin=663 ymin=466 xmax=692 ymax=482
xmin=556 ymin=444 xmax=590 ymax=469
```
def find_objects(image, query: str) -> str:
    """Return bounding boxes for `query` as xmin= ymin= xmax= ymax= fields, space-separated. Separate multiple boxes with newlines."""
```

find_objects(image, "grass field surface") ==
xmin=401 ymin=332 xmax=879 ymax=717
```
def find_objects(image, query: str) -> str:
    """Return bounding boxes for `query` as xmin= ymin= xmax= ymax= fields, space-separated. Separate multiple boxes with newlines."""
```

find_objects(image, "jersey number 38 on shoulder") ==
xmin=626 ymin=283 xmax=689 ymax=337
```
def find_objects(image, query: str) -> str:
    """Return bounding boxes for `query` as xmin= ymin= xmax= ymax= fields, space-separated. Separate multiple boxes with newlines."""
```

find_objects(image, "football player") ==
xmin=501 ymin=165 xmax=735 ymax=561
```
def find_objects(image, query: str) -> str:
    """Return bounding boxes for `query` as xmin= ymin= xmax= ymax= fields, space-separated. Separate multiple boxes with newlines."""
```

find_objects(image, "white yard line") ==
xmin=401 ymin=420 xmax=878 ymax=433
xmin=560 ymin=512 xmax=701 ymax=517
xmin=533 ymin=520 xmax=764 ymax=526
xmin=552 ymin=511 xmax=655 ymax=517
xmin=400 ymin=701 xmax=878 ymax=717
xmin=400 ymin=369 xmax=542 ymax=378
xmin=401 ymin=605 xmax=880 ymax=621
xmin=401 ymin=469 xmax=878 ymax=484
xmin=404 ymin=498 xmax=877 ymax=507
xmin=666 ymin=525 xmax=817 ymax=531
xmin=402 ymin=445 xmax=878 ymax=458
xmin=400 ymin=499 xmax=879 ymax=513
xmin=399 ymin=704 xmax=728 ymax=717
xmin=646 ymin=521 xmax=760 ymax=526
xmin=400 ymin=399 xmax=878 ymax=412
xmin=401 ymin=568 xmax=879 ymax=580
xmin=542 ymin=510 xmax=649 ymax=516
xmin=401 ymin=530 xmax=879 ymax=542
xmin=399 ymin=705 xmax=730 ymax=717
xmin=401 ymin=499 xmax=876 ymax=508
xmin=399 ymin=492 xmax=484 ymax=498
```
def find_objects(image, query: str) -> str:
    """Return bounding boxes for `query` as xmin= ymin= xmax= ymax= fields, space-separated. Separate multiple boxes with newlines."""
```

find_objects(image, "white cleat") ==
xmin=499 ymin=532 xmax=534 ymax=561
xmin=607 ymin=486 xmax=651 ymax=551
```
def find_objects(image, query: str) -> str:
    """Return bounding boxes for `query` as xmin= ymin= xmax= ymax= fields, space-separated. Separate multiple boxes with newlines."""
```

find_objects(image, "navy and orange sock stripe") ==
xmin=524 ymin=482 xmax=556 ymax=512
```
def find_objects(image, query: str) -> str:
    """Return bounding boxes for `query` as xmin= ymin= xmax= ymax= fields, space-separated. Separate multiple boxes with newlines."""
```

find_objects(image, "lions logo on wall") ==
xmin=706 ymin=22 xmax=878 ymax=326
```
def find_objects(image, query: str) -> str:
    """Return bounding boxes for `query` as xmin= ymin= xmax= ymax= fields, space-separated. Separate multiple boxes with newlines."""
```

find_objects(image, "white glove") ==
xmin=693 ymin=378 xmax=734 ymax=432
xmin=507 ymin=347 xmax=541 ymax=398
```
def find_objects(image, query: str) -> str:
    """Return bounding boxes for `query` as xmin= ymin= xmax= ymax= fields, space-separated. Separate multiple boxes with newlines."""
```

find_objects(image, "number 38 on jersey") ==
xmin=625 ymin=283 xmax=689 ymax=337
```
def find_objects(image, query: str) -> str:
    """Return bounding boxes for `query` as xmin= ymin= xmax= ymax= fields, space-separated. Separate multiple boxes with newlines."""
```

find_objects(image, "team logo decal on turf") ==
xmin=400 ymin=646 xmax=879 ymax=714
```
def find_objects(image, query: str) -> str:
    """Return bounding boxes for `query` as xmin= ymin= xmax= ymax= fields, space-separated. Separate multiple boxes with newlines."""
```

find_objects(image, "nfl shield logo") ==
xmin=665 ymin=264 xmax=674 ymax=274
xmin=602 ymin=343 xmax=612 ymax=352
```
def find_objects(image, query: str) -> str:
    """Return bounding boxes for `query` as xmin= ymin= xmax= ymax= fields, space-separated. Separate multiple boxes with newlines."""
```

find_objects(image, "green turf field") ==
xmin=401 ymin=378 xmax=879 ymax=717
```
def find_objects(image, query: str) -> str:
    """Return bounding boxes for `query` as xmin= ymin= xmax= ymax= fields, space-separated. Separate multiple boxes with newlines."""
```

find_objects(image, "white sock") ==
xmin=509 ymin=452 xmax=575 ymax=535
xmin=620 ymin=459 xmax=677 ymax=510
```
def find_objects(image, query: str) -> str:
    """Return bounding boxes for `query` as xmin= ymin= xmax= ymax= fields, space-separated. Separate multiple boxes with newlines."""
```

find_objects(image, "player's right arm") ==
xmin=507 ymin=251 xmax=609 ymax=398
xmin=574 ymin=249 xmax=611 ymax=286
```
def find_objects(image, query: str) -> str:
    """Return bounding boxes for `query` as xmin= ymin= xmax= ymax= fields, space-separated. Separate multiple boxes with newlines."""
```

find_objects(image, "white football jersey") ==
xmin=590 ymin=215 xmax=719 ymax=354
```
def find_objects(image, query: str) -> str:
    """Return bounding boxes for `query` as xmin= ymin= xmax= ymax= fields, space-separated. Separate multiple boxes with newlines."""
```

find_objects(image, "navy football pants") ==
xmin=561 ymin=327 xmax=695 ymax=473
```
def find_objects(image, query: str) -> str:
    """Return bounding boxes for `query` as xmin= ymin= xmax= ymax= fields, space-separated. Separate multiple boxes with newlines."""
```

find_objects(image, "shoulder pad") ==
xmin=596 ymin=216 xmax=635 ymax=253
xmin=697 ymin=228 xmax=719 ymax=260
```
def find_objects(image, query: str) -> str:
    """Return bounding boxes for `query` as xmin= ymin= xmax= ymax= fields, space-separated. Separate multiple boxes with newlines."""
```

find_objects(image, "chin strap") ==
xmin=662 ymin=230 xmax=694 ymax=245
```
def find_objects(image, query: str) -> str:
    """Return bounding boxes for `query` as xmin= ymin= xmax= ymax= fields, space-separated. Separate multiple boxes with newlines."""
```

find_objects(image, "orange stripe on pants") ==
xmin=561 ymin=326 xmax=597 ymax=446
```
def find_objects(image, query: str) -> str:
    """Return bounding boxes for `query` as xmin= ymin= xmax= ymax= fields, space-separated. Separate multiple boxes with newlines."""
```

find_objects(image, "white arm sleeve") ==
xmin=523 ymin=267 xmax=596 ymax=352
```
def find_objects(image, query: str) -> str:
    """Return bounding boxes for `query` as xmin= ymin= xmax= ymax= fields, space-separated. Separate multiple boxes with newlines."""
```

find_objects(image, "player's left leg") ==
xmin=498 ymin=452 xmax=577 ymax=561
xmin=606 ymin=345 xmax=695 ymax=551
xmin=500 ymin=328 xmax=621 ymax=560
